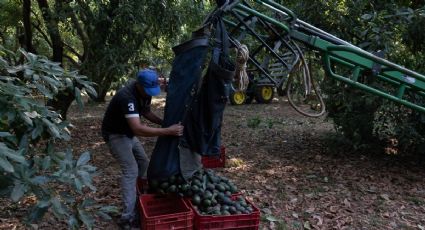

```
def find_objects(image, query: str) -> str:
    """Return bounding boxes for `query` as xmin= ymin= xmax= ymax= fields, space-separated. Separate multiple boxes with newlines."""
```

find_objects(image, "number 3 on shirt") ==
xmin=128 ymin=103 xmax=135 ymax=112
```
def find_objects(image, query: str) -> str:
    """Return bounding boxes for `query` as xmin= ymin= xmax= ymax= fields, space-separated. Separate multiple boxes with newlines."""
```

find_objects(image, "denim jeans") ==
xmin=107 ymin=134 xmax=149 ymax=222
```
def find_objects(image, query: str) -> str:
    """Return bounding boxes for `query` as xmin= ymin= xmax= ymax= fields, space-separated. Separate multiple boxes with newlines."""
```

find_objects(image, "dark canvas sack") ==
xmin=148 ymin=18 xmax=234 ymax=180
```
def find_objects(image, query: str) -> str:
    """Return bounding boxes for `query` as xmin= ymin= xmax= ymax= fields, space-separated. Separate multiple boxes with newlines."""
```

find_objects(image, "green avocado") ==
xmin=192 ymin=194 xmax=201 ymax=205
xmin=160 ymin=181 xmax=169 ymax=190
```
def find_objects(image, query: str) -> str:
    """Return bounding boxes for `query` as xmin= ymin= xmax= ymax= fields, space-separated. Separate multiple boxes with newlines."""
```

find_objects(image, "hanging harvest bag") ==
xmin=148 ymin=15 xmax=234 ymax=180
xmin=181 ymin=18 xmax=235 ymax=156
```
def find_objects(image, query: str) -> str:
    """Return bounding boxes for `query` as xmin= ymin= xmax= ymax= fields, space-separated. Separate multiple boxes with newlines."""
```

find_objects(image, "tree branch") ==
xmin=74 ymin=0 xmax=92 ymax=20
xmin=63 ymin=42 xmax=82 ymax=60
xmin=63 ymin=54 xmax=79 ymax=66
xmin=32 ymin=21 xmax=52 ymax=47
xmin=68 ymin=8 xmax=89 ymax=61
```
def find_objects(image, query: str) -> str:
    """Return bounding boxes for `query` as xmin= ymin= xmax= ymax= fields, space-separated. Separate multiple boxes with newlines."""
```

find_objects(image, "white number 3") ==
xmin=128 ymin=103 xmax=135 ymax=112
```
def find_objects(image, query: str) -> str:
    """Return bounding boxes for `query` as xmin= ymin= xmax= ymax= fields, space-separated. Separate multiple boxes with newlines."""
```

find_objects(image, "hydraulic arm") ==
xmin=212 ymin=0 xmax=425 ymax=113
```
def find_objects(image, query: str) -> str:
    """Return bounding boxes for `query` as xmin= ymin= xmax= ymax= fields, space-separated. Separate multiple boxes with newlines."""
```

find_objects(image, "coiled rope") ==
xmin=233 ymin=40 xmax=250 ymax=91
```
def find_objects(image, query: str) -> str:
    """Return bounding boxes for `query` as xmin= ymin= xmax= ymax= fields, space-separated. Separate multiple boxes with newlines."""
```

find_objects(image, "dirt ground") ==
xmin=2 ymin=93 xmax=425 ymax=230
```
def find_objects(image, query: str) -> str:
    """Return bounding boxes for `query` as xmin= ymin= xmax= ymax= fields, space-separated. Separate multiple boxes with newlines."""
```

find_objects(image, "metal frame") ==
xmin=214 ymin=0 xmax=425 ymax=113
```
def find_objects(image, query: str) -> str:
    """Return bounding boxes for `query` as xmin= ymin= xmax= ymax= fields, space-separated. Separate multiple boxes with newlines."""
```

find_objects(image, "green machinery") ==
xmin=214 ymin=0 xmax=425 ymax=114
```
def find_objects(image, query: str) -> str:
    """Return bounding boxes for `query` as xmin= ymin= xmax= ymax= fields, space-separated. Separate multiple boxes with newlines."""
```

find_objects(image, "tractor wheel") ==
xmin=229 ymin=90 xmax=246 ymax=105
xmin=255 ymin=85 xmax=274 ymax=104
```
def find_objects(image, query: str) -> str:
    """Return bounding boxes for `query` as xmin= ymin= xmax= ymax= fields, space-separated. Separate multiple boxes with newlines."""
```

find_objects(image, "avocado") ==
xmin=222 ymin=210 xmax=231 ymax=215
xmin=168 ymin=175 xmax=176 ymax=184
xmin=229 ymin=185 xmax=238 ymax=193
xmin=192 ymin=194 xmax=201 ymax=205
xmin=203 ymin=190 xmax=213 ymax=200
xmin=206 ymin=183 xmax=215 ymax=191
xmin=167 ymin=185 xmax=177 ymax=193
xmin=215 ymin=184 xmax=225 ymax=192
xmin=160 ymin=182 xmax=169 ymax=190
xmin=202 ymin=199 xmax=211 ymax=207
xmin=228 ymin=206 xmax=237 ymax=214
xmin=181 ymin=184 xmax=190 ymax=192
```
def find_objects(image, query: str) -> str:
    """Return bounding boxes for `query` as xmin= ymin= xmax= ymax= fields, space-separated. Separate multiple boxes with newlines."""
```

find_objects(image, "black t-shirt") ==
xmin=101 ymin=81 xmax=151 ymax=140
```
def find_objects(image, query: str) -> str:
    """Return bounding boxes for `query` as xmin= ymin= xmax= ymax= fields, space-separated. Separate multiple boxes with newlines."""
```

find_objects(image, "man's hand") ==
xmin=167 ymin=123 xmax=184 ymax=136
xmin=127 ymin=117 xmax=183 ymax=137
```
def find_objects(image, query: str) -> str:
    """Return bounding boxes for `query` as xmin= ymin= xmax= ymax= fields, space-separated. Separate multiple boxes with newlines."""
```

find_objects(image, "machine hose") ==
xmin=287 ymin=42 xmax=326 ymax=117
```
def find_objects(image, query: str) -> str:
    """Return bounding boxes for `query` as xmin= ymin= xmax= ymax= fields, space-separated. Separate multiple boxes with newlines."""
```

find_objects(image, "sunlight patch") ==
xmin=227 ymin=157 xmax=247 ymax=168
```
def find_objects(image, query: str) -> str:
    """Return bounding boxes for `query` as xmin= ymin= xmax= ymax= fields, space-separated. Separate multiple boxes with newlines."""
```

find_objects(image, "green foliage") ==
xmin=305 ymin=1 xmax=425 ymax=155
xmin=63 ymin=0 xmax=212 ymax=100
xmin=0 ymin=0 xmax=22 ymax=48
xmin=1 ymin=0 xmax=213 ymax=102
xmin=247 ymin=116 xmax=262 ymax=129
xmin=0 ymin=47 xmax=116 ymax=229
xmin=404 ymin=7 xmax=425 ymax=53
xmin=247 ymin=116 xmax=275 ymax=129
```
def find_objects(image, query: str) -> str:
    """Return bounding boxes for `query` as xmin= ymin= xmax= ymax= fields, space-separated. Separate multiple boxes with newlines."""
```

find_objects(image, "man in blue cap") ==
xmin=101 ymin=68 xmax=183 ymax=229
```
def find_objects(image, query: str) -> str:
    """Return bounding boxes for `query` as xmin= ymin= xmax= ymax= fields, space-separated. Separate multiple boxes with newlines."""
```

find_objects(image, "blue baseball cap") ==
xmin=136 ymin=69 xmax=160 ymax=96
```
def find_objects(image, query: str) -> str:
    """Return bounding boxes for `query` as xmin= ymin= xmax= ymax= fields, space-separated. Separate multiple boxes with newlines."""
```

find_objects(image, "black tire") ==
xmin=229 ymin=90 xmax=246 ymax=105
xmin=255 ymin=85 xmax=274 ymax=104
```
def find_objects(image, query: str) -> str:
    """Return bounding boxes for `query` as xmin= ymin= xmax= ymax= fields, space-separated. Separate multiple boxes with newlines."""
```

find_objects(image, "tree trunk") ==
xmin=47 ymin=88 xmax=74 ymax=120
xmin=37 ymin=0 xmax=75 ymax=119
xmin=22 ymin=0 xmax=36 ymax=53
xmin=37 ymin=0 xmax=63 ymax=63
xmin=91 ymin=81 xmax=112 ymax=102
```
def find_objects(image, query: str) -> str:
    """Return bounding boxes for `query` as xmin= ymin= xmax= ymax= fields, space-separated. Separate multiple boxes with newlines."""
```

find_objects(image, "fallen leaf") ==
xmin=304 ymin=221 xmax=312 ymax=230
xmin=313 ymin=214 xmax=323 ymax=226
xmin=262 ymin=208 xmax=272 ymax=215
xmin=330 ymin=206 xmax=338 ymax=213
xmin=380 ymin=194 xmax=390 ymax=201
xmin=265 ymin=215 xmax=280 ymax=222
xmin=306 ymin=207 xmax=315 ymax=213
xmin=343 ymin=198 xmax=351 ymax=208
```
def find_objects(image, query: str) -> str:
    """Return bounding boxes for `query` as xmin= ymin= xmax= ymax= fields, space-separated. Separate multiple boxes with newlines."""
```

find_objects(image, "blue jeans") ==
xmin=107 ymin=134 xmax=149 ymax=222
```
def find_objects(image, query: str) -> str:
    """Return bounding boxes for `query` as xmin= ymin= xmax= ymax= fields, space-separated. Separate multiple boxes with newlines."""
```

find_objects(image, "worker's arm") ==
xmin=127 ymin=117 xmax=183 ymax=137
xmin=142 ymin=111 xmax=163 ymax=126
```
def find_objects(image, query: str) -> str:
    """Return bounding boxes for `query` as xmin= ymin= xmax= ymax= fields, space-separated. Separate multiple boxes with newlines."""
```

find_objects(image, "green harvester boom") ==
xmin=216 ymin=0 xmax=425 ymax=113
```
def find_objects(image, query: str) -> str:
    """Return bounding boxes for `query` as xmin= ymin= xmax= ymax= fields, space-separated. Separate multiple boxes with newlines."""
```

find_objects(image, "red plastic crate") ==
xmin=202 ymin=146 xmax=226 ymax=168
xmin=139 ymin=194 xmax=193 ymax=230
xmin=188 ymin=195 xmax=260 ymax=230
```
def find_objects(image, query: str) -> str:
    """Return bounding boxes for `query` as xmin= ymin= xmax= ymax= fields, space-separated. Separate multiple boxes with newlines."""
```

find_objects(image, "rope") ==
xmin=287 ymin=42 xmax=326 ymax=117
xmin=233 ymin=40 xmax=250 ymax=91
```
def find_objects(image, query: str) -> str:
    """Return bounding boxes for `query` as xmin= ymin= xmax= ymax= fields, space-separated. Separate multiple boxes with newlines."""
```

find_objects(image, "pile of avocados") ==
xmin=148 ymin=168 xmax=254 ymax=215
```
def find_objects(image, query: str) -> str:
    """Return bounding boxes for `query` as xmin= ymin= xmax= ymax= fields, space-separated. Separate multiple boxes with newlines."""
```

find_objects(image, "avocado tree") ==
xmin=1 ymin=0 xmax=211 ymax=118
xmin=288 ymin=0 xmax=425 ymax=155
xmin=0 ymin=47 xmax=115 ymax=229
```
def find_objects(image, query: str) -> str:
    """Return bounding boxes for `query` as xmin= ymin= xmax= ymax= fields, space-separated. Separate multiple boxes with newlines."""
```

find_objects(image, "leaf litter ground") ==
xmin=1 ymin=94 xmax=425 ymax=230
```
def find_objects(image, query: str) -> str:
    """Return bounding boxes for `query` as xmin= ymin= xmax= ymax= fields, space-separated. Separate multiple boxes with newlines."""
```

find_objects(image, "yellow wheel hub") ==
xmin=233 ymin=91 xmax=246 ymax=105
xmin=261 ymin=86 xmax=273 ymax=100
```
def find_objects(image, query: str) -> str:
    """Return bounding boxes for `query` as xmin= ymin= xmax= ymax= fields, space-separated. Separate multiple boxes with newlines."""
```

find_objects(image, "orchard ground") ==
xmin=1 ymin=93 xmax=425 ymax=229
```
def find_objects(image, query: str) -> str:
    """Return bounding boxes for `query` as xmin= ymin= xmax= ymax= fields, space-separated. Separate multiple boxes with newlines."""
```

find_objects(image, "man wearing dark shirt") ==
xmin=101 ymin=69 xmax=183 ymax=229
